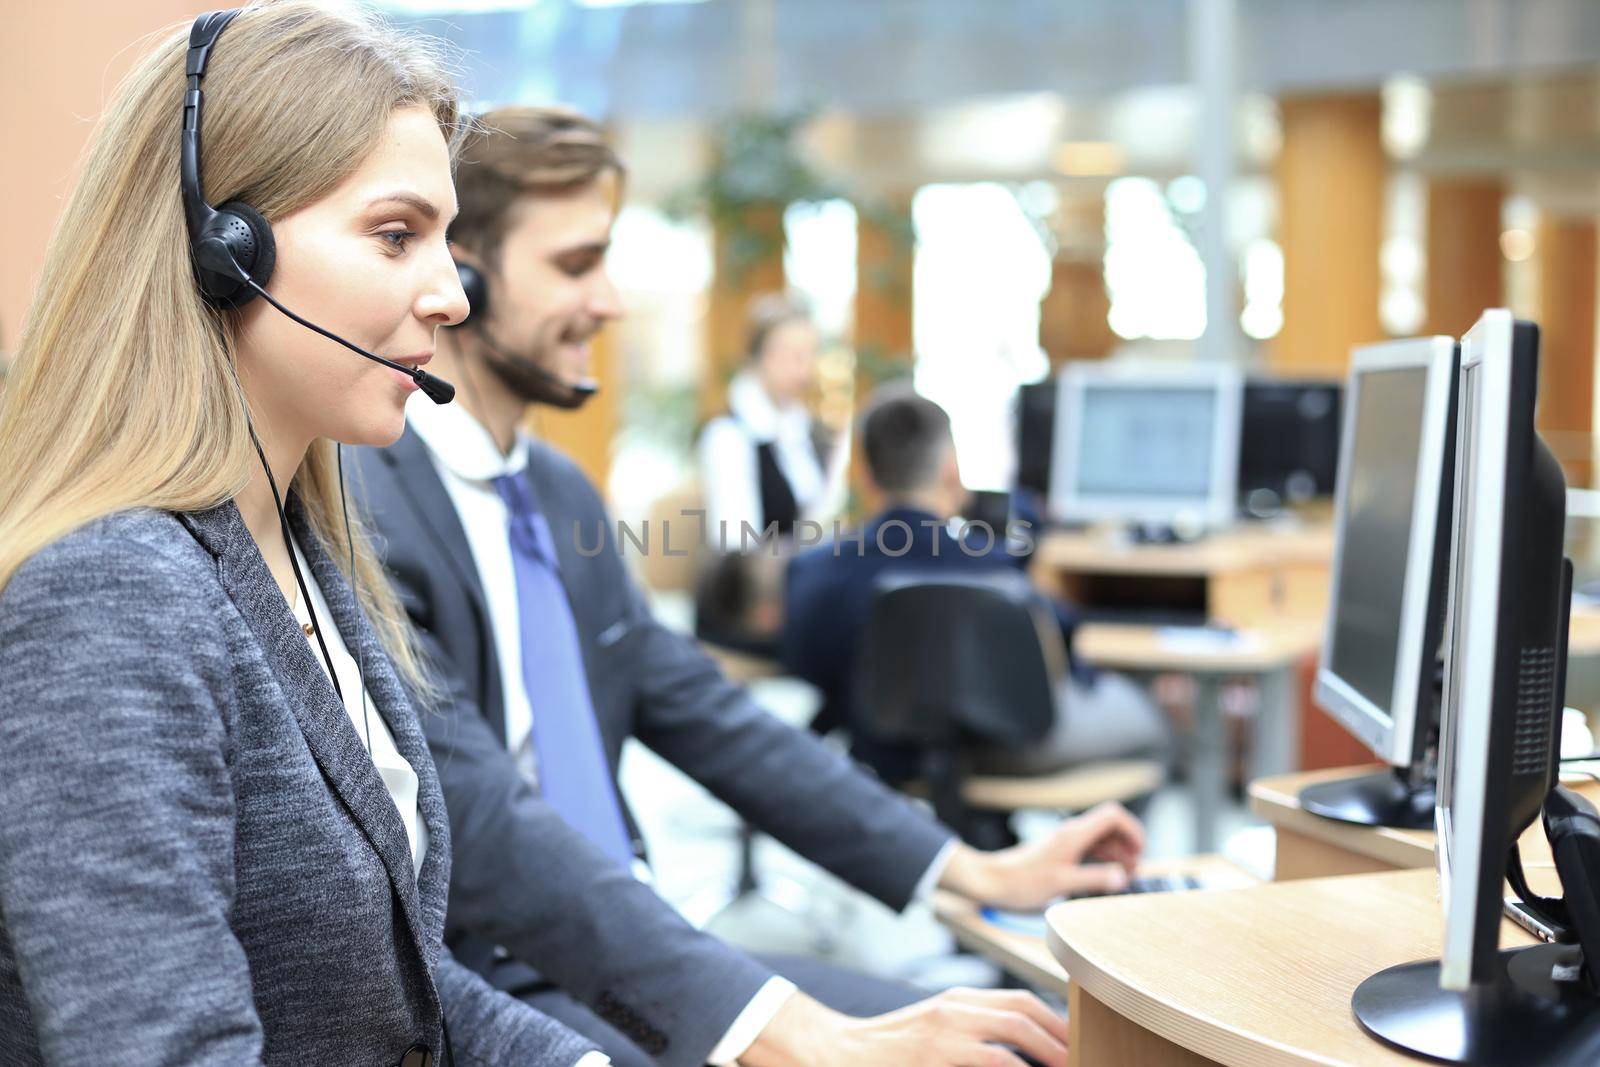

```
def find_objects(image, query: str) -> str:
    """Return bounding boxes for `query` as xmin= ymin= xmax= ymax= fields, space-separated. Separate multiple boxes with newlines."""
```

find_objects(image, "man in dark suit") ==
xmin=783 ymin=384 xmax=1171 ymax=786
xmin=355 ymin=106 xmax=1141 ymax=1067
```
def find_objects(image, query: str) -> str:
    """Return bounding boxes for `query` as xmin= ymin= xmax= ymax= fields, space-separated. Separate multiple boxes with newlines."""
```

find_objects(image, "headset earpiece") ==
xmin=451 ymin=258 xmax=597 ymax=410
xmin=182 ymin=8 xmax=276 ymax=311
xmin=193 ymin=200 xmax=277 ymax=309
xmin=456 ymin=260 xmax=489 ymax=324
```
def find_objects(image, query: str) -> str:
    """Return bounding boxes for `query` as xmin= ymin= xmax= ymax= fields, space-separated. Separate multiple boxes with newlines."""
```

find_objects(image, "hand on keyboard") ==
xmin=979 ymin=875 xmax=1203 ymax=937
xmin=1066 ymin=873 xmax=1202 ymax=900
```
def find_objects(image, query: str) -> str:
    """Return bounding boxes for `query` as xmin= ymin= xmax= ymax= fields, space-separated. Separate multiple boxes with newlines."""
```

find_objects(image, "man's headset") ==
xmin=453 ymin=260 xmax=600 ymax=410
xmin=182 ymin=14 xmax=452 ymax=1067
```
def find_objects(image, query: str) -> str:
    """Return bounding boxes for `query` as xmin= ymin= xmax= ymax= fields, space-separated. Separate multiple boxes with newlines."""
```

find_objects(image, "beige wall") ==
xmin=0 ymin=2 xmax=208 ymax=350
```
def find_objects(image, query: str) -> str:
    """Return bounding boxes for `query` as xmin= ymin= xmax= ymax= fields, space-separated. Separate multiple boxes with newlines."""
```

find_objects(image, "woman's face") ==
xmin=756 ymin=319 xmax=819 ymax=407
xmin=233 ymin=105 xmax=467 ymax=449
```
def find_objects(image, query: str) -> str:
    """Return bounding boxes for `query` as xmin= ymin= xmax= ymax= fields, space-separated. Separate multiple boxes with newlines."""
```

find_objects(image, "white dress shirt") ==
xmin=410 ymin=396 xmax=808 ymax=1063
xmin=697 ymin=371 xmax=848 ymax=548
xmin=407 ymin=397 xmax=542 ymax=785
xmin=293 ymin=538 xmax=611 ymax=1067
xmin=292 ymin=539 xmax=430 ymax=880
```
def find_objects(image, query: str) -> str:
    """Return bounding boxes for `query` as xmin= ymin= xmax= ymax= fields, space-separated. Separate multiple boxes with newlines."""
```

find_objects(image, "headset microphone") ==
xmin=182 ymin=10 xmax=455 ymax=407
xmin=193 ymin=239 xmax=457 ymax=405
xmin=243 ymin=275 xmax=458 ymax=405
xmin=476 ymin=328 xmax=598 ymax=409
xmin=454 ymin=260 xmax=599 ymax=410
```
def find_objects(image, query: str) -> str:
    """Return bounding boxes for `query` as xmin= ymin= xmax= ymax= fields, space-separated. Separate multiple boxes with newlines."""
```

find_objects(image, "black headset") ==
xmin=182 ymin=10 xmax=272 ymax=309
xmin=181 ymin=14 xmax=453 ymax=1066
xmin=182 ymin=10 xmax=455 ymax=404
xmin=451 ymin=259 xmax=599 ymax=409
xmin=456 ymin=261 xmax=492 ymax=323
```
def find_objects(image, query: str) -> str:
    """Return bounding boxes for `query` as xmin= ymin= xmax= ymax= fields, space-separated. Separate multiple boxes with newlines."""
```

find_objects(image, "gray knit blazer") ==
xmin=0 ymin=500 xmax=598 ymax=1066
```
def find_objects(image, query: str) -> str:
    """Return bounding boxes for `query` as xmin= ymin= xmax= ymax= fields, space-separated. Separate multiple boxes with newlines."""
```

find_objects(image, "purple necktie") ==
xmin=492 ymin=473 xmax=634 ymax=868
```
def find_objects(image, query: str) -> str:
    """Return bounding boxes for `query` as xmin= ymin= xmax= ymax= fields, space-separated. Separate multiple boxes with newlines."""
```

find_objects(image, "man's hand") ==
xmin=741 ymin=988 xmax=1067 ymax=1067
xmin=938 ymin=802 xmax=1146 ymax=911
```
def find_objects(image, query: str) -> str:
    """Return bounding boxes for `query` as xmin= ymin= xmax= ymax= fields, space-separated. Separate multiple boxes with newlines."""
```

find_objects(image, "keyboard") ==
xmin=1077 ymin=605 xmax=1210 ymax=628
xmin=980 ymin=874 xmax=1203 ymax=936
xmin=1069 ymin=873 xmax=1202 ymax=900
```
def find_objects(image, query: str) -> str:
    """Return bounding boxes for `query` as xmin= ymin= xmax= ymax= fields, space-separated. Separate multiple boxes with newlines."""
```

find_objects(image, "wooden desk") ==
xmin=1046 ymin=867 xmax=1542 ymax=1067
xmin=1250 ymin=765 xmax=1600 ymax=880
xmin=1031 ymin=522 xmax=1333 ymax=629
xmin=932 ymin=855 xmax=1258 ymax=998
xmin=1075 ymin=620 xmax=1322 ymax=675
xmin=1077 ymin=621 xmax=1322 ymax=852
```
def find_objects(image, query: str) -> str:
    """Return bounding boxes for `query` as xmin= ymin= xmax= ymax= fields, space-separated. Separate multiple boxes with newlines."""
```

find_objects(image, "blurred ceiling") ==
xmin=384 ymin=0 xmax=1600 ymax=211
xmin=388 ymin=0 xmax=1600 ymax=116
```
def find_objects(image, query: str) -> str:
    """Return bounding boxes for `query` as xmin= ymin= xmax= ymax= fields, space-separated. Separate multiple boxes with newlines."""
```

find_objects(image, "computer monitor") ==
xmin=1435 ymin=313 xmax=1568 ymax=990
xmin=1238 ymin=378 xmax=1342 ymax=516
xmin=1014 ymin=380 xmax=1056 ymax=499
xmin=963 ymin=490 xmax=1012 ymax=535
xmin=1352 ymin=311 xmax=1599 ymax=1064
xmin=1047 ymin=363 xmax=1242 ymax=529
xmin=1300 ymin=338 xmax=1457 ymax=830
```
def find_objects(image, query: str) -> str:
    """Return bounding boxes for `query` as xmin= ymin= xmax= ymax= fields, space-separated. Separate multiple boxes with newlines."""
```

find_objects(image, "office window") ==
xmin=1241 ymin=238 xmax=1284 ymax=340
xmin=1381 ymin=172 xmax=1426 ymax=335
xmin=912 ymin=182 xmax=1052 ymax=491
xmin=605 ymin=205 xmax=712 ymax=520
xmin=784 ymin=199 xmax=858 ymax=343
xmin=1104 ymin=176 xmax=1207 ymax=341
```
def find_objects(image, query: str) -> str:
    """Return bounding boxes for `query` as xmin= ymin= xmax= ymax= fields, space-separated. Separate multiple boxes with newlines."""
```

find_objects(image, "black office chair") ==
xmin=858 ymin=570 xmax=1164 ymax=847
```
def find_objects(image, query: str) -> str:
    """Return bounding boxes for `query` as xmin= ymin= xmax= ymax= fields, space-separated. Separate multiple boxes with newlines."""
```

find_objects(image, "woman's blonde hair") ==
xmin=0 ymin=0 xmax=461 ymax=694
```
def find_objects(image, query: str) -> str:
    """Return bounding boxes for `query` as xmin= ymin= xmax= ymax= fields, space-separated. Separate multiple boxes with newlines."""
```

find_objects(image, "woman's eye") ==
xmin=379 ymin=230 xmax=417 ymax=253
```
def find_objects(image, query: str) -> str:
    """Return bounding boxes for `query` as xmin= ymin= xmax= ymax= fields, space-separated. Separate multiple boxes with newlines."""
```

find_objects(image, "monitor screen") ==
xmin=1326 ymin=367 xmax=1430 ymax=716
xmin=1015 ymin=381 xmax=1056 ymax=497
xmin=1073 ymin=385 xmax=1218 ymax=499
xmin=1313 ymin=337 xmax=1456 ymax=771
xmin=1239 ymin=381 xmax=1342 ymax=508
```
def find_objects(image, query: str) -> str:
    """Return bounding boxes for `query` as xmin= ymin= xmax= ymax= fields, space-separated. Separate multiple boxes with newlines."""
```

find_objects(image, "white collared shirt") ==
xmin=295 ymin=535 xmax=610 ymax=1067
xmin=407 ymin=395 xmax=542 ymax=785
xmin=291 ymin=539 xmax=428 ymax=880
xmin=407 ymin=395 xmax=797 ymax=1064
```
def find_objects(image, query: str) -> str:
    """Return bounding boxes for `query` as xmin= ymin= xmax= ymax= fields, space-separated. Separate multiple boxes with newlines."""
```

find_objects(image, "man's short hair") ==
xmin=861 ymin=382 xmax=954 ymax=494
xmin=450 ymin=106 xmax=625 ymax=267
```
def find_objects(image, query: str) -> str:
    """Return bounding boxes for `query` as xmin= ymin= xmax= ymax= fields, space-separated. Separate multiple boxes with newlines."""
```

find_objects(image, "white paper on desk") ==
xmin=1155 ymin=627 xmax=1261 ymax=653
xmin=1561 ymin=761 xmax=1600 ymax=783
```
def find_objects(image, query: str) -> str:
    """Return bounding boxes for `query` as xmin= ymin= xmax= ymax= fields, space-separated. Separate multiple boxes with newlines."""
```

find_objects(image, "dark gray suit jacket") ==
xmin=351 ymin=427 xmax=954 ymax=1067
xmin=0 ymin=502 xmax=595 ymax=1067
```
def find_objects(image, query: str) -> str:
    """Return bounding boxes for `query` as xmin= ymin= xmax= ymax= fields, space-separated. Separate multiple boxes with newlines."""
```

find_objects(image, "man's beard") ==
xmin=474 ymin=329 xmax=593 ymax=411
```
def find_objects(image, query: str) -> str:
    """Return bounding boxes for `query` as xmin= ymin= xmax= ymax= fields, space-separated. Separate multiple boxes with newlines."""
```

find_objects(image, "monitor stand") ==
xmin=1298 ymin=767 xmax=1435 ymax=830
xmin=1353 ymin=781 xmax=1600 ymax=1064
xmin=1351 ymin=942 xmax=1600 ymax=1065
xmin=1124 ymin=520 xmax=1184 ymax=544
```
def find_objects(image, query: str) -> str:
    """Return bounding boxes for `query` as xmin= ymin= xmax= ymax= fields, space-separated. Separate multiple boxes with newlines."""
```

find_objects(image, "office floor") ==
xmin=617 ymin=663 xmax=1274 ymax=995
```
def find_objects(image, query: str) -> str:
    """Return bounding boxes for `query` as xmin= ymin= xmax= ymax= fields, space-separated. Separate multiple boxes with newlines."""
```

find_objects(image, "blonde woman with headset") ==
xmin=0 ymin=4 xmax=606 ymax=1065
